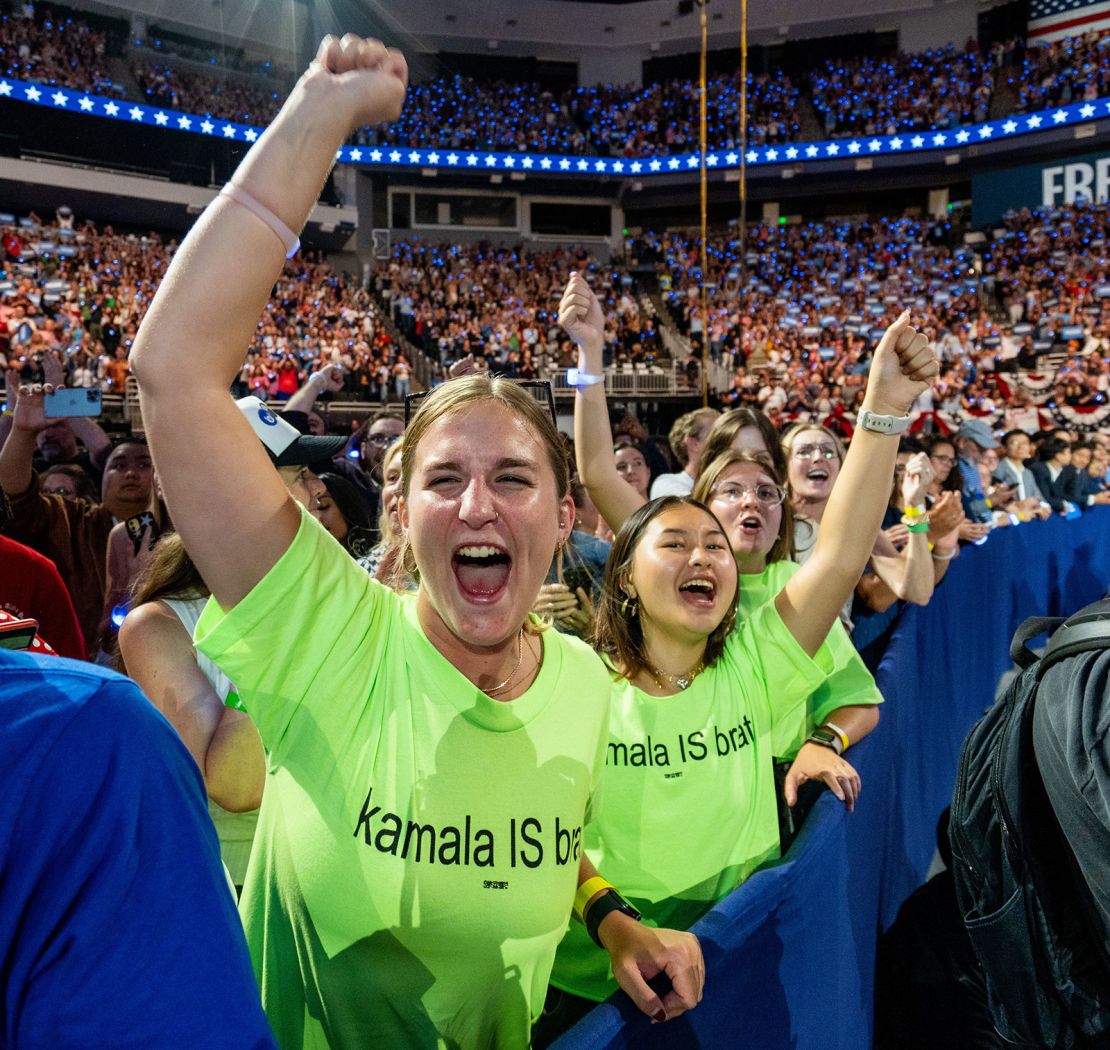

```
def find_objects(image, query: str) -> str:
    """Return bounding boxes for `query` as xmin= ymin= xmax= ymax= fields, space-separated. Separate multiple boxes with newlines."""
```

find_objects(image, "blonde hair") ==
xmin=378 ymin=439 xmax=404 ymax=543
xmin=401 ymin=375 xmax=569 ymax=501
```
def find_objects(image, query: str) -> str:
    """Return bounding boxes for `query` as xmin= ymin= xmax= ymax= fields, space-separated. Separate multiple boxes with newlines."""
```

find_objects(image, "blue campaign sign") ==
xmin=973 ymin=149 xmax=1110 ymax=226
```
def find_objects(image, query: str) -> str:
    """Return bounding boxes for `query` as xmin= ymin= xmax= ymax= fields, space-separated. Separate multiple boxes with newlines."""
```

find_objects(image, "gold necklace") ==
xmin=650 ymin=660 xmax=704 ymax=691
xmin=484 ymin=627 xmax=524 ymax=696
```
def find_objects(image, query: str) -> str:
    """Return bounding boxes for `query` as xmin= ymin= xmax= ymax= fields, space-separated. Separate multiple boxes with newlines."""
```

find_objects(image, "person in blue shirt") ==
xmin=0 ymin=648 xmax=276 ymax=1050
xmin=954 ymin=419 xmax=1000 ymax=525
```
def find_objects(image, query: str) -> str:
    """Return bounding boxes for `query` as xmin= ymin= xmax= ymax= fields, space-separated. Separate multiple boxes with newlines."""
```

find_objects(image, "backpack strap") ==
xmin=1038 ymin=598 xmax=1110 ymax=675
xmin=1010 ymin=616 xmax=1066 ymax=669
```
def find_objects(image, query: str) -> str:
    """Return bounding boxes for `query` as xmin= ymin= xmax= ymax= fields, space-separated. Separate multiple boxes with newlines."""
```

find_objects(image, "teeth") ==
xmin=681 ymin=579 xmax=714 ymax=591
xmin=456 ymin=545 xmax=505 ymax=558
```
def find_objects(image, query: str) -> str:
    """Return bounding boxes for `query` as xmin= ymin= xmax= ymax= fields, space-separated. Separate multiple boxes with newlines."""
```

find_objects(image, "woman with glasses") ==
xmin=544 ymin=274 xmax=935 ymax=1018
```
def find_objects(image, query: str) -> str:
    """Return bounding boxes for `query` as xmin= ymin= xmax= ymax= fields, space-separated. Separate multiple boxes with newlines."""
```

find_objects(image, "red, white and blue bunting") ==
xmin=1 ymin=75 xmax=1108 ymax=178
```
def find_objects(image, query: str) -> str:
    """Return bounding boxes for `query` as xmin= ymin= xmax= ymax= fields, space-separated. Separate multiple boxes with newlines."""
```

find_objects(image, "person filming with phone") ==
xmin=0 ymin=371 xmax=153 ymax=656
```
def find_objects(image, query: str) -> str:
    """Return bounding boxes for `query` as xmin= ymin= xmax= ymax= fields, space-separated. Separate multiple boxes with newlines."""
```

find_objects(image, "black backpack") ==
xmin=949 ymin=599 xmax=1110 ymax=1049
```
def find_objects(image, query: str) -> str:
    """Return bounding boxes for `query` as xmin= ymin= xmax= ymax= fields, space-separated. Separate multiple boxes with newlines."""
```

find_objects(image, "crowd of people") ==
xmin=3 ymin=29 xmax=1110 ymax=1050
xmin=373 ymin=239 xmax=658 ymax=371
xmin=808 ymin=42 xmax=998 ymax=138
xmin=4 ymin=1 xmax=1110 ymax=154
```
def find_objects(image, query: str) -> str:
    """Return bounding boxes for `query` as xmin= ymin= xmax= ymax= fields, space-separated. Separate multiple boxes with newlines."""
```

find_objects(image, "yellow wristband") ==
xmin=902 ymin=505 xmax=927 ymax=518
xmin=574 ymin=877 xmax=614 ymax=922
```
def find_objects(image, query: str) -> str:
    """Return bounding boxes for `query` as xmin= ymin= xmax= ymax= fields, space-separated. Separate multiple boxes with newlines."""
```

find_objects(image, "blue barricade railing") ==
xmin=555 ymin=509 xmax=1110 ymax=1050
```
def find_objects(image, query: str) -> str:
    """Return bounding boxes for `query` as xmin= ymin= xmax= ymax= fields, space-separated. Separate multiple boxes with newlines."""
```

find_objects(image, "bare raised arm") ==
xmin=559 ymin=274 xmax=645 ymax=533
xmin=776 ymin=313 xmax=938 ymax=656
xmin=129 ymin=36 xmax=407 ymax=609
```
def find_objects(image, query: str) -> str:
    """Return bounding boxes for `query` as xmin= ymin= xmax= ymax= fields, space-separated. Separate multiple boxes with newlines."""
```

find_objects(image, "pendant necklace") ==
xmin=650 ymin=660 xmax=704 ymax=691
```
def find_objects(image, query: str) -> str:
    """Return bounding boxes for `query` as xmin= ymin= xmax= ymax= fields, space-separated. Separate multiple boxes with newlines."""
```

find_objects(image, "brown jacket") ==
xmin=2 ymin=471 xmax=113 ymax=653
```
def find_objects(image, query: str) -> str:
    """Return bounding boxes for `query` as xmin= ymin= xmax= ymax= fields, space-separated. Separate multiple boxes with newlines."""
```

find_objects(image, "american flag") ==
xmin=1029 ymin=0 xmax=1110 ymax=42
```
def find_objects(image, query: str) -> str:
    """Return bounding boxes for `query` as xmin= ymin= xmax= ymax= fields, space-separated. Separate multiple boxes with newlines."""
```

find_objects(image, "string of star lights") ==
xmin=0 ymin=75 xmax=1106 ymax=179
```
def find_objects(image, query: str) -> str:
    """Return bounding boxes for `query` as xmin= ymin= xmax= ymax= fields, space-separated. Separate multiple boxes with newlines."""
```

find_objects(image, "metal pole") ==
xmin=699 ymin=1 xmax=709 ymax=407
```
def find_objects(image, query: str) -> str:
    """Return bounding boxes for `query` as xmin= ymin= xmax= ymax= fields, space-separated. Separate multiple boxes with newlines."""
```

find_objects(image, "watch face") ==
xmin=810 ymin=728 xmax=836 ymax=743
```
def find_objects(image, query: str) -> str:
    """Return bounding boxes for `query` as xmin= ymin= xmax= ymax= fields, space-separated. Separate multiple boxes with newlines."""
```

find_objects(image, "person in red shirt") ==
xmin=0 ymin=488 xmax=84 ymax=658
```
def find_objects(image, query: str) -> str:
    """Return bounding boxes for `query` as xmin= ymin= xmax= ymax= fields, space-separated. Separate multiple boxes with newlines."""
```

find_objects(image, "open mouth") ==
xmin=678 ymin=576 xmax=717 ymax=606
xmin=738 ymin=514 xmax=764 ymax=536
xmin=806 ymin=467 xmax=830 ymax=484
xmin=452 ymin=544 xmax=512 ymax=601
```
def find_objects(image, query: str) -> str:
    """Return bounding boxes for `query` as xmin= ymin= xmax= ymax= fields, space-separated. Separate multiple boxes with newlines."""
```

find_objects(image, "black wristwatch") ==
xmin=806 ymin=727 xmax=843 ymax=756
xmin=585 ymin=889 xmax=642 ymax=948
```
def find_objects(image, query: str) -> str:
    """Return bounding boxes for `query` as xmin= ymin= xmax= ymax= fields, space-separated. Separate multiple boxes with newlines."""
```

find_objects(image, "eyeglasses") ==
xmin=365 ymin=432 xmax=401 ymax=447
xmin=791 ymin=444 xmax=838 ymax=461
xmin=711 ymin=482 xmax=786 ymax=506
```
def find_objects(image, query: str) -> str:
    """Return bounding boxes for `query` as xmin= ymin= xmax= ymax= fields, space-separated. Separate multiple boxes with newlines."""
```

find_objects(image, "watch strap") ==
xmin=857 ymin=409 xmax=910 ymax=435
xmin=585 ymin=889 xmax=642 ymax=948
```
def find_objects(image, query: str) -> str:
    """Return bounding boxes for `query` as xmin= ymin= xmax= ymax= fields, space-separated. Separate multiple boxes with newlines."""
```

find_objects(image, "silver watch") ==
xmin=857 ymin=409 xmax=910 ymax=435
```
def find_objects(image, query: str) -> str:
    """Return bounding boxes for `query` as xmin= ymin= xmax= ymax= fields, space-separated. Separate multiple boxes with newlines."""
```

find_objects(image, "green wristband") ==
xmin=905 ymin=521 xmax=930 ymax=534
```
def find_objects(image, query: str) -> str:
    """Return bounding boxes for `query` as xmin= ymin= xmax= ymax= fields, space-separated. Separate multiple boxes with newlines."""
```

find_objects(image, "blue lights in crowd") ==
xmin=0 ymin=75 xmax=1105 ymax=178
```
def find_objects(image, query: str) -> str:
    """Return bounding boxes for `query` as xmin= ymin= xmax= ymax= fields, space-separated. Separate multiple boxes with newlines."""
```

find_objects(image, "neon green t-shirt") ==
xmin=739 ymin=559 xmax=883 ymax=738
xmin=549 ymin=600 xmax=832 ymax=1001
xmin=195 ymin=509 xmax=611 ymax=1049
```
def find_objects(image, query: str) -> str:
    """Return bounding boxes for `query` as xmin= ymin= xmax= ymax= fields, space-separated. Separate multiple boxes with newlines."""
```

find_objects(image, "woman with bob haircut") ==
xmin=547 ymin=274 xmax=935 ymax=1008
xmin=130 ymin=35 xmax=700 ymax=1049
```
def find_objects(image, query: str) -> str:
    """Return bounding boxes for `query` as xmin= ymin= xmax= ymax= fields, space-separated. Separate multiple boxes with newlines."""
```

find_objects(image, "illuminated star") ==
xmin=408 ymin=151 xmax=420 ymax=163
xmin=826 ymin=142 xmax=840 ymax=155
xmin=868 ymin=139 xmax=882 ymax=152
xmin=51 ymin=91 xmax=67 ymax=106
xmin=0 ymin=81 xmax=12 ymax=97
xmin=762 ymin=149 xmax=776 ymax=162
xmin=177 ymin=115 xmax=191 ymax=129
xmin=78 ymin=95 xmax=93 ymax=111
xmin=891 ymin=136 xmax=904 ymax=149
xmin=725 ymin=151 xmax=738 ymax=164
xmin=1080 ymin=103 xmax=1095 ymax=118
xmin=428 ymin=152 xmax=440 ymax=164
xmin=105 ymin=100 xmax=119 ymax=116
xmin=130 ymin=106 xmax=145 ymax=121
xmin=1027 ymin=114 xmax=1042 ymax=128
xmin=349 ymin=148 xmax=362 ymax=161
xmin=370 ymin=149 xmax=382 ymax=161
xmin=978 ymin=124 xmax=992 ymax=138
xmin=956 ymin=129 xmax=970 ymax=143
xmin=389 ymin=150 xmax=402 ymax=162
xmin=611 ymin=159 xmax=622 ymax=171
xmin=1052 ymin=109 xmax=1067 ymax=124
xmin=25 ymin=85 xmax=41 ymax=102
xmin=200 ymin=119 xmax=214 ymax=133
xmin=485 ymin=154 xmax=497 ymax=166
xmin=466 ymin=154 xmax=478 ymax=166
xmin=630 ymin=160 xmax=641 ymax=173
xmin=785 ymin=146 xmax=798 ymax=159
xmin=1002 ymin=120 xmax=1017 ymax=133
xmin=746 ymin=149 xmax=759 ymax=162
xmin=221 ymin=124 xmax=236 ymax=137
xmin=446 ymin=153 xmax=459 ymax=164
xmin=805 ymin=144 xmax=819 ymax=157
xmin=578 ymin=158 xmax=590 ymax=171
xmin=847 ymin=141 xmax=860 ymax=154
xmin=540 ymin=157 xmax=552 ymax=169
xmin=668 ymin=157 xmax=680 ymax=169
xmin=932 ymin=132 xmax=946 ymax=146
xmin=153 ymin=110 xmax=168 ymax=125
xmin=559 ymin=158 xmax=571 ymax=170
